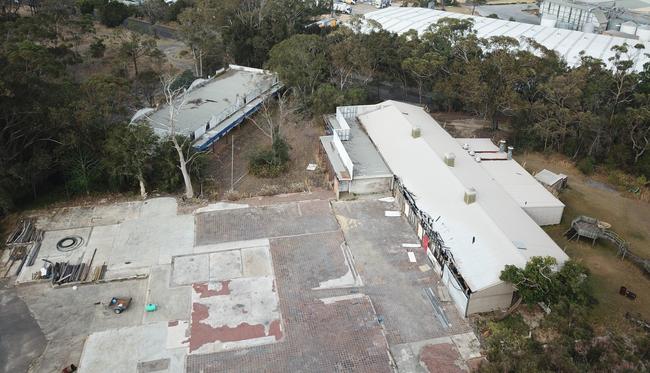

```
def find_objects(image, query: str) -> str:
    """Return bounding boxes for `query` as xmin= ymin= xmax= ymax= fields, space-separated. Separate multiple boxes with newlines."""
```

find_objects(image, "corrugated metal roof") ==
xmin=363 ymin=7 xmax=650 ymax=71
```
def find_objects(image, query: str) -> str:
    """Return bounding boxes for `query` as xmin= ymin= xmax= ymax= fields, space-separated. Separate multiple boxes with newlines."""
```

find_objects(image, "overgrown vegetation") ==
xmin=249 ymin=136 xmax=291 ymax=178
xmin=484 ymin=256 xmax=650 ymax=371
xmin=268 ymin=17 xmax=650 ymax=179
xmin=0 ymin=2 xmax=205 ymax=215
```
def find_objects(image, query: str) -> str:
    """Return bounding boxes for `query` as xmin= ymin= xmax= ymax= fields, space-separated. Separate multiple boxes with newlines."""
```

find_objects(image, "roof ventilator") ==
xmin=444 ymin=152 xmax=455 ymax=167
xmin=464 ymin=188 xmax=477 ymax=204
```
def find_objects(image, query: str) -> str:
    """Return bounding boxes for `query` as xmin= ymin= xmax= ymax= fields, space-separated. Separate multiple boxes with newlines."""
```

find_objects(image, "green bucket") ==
xmin=145 ymin=303 xmax=158 ymax=312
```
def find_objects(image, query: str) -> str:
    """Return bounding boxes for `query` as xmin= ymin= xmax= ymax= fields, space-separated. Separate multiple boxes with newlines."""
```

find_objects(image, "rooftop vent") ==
xmin=507 ymin=146 xmax=514 ymax=160
xmin=474 ymin=156 xmax=482 ymax=163
xmin=444 ymin=152 xmax=455 ymax=167
xmin=462 ymin=143 xmax=469 ymax=150
xmin=411 ymin=127 xmax=421 ymax=138
xmin=464 ymin=188 xmax=477 ymax=204
xmin=499 ymin=140 xmax=506 ymax=153
xmin=469 ymin=150 xmax=475 ymax=156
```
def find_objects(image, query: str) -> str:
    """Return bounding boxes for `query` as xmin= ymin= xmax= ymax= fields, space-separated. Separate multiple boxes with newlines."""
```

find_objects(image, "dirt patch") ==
xmin=202 ymin=112 xmax=329 ymax=199
xmin=430 ymin=111 xmax=511 ymax=139
xmin=517 ymin=152 xmax=650 ymax=330
xmin=419 ymin=343 xmax=466 ymax=373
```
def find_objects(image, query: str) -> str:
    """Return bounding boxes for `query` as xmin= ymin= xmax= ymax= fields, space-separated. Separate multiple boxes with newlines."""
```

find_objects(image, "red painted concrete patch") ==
xmin=192 ymin=281 xmax=231 ymax=298
xmin=268 ymin=319 xmax=283 ymax=341
xmin=189 ymin=302 xmax=283 ymax=353
xmin=420 ymin=343 xmax=466 ymax=373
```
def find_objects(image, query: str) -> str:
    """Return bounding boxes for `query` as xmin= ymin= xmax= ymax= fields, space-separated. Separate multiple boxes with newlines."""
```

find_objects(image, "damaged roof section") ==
xmin=133 ymin=65 xmax=282 ymax=151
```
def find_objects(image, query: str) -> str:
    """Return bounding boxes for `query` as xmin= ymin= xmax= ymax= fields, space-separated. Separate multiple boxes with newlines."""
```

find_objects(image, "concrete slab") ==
xmin=79 ymin=322 xmax=185 ymax=373
xmin=193 ymin=238 xmax=269 ymax=254
xmin=166 ymin=320 xmax=190 ymax=350
xmin=36 ymin=201 xmax=142 ymax=231
xmin=144 ymin=266 xmax=191 ymax=324
xmin=140 ymin=197 xmax=178 ymax=218
xmin=17 ymin=279 xmax=148 ymax=372
xmin=450 ymin=332 xmax=482 ymax=360
xmin=240 ymin=246 xmax=272 ymax=278
xmin=17 ymin=227 xmax=92 ymax=283
xmin=0 ymin=280 xmax=47 ymax=373
xmin=171 ymin=254 xmax=209 ymax=286
xmin=188 ymin=276 xmax=282 ymax=354
xmin=110 ymin=214 xmax=193 ymax=274
xmin=208 ymin=251 xmax=242 ymax=281
xmin=194 ymin=202 xmax=249 ymax=214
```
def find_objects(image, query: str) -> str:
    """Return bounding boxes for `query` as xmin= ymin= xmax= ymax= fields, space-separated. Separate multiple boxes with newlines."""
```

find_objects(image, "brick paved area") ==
xmin=187 ymin=199 xmax=474 ymax=373
xmin=332 ymin=200 xmax=472 ymax=344
xmin=195 ymin=200 xmax=340 ymax=245
xmin=186 ymin=232 xmax=392 ymax=373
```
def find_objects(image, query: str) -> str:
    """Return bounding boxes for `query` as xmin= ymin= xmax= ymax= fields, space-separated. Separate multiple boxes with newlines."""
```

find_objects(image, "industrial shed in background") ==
xmin=362 ymin=7 xmax=650 ymax=71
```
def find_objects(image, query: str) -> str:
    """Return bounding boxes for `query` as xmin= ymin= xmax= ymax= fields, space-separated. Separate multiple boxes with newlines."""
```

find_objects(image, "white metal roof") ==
xmin=535 ymin=169 xmax=568 ymax=186
xmin=142 ymin=66 xmax=276 ymax=136
xmin=363 ymin=7 xmax=650 ymax=71
xmin=455 ymin=138 xmax=565 ymax=209
xmin=357 ymin=101 xmax=568 ymax=291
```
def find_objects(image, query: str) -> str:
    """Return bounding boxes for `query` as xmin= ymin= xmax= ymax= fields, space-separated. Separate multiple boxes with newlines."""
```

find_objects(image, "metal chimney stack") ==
xmin=499 ymin=140 xmax=506 ymax=153
xmin=507 ymin=146 xmax=514 ymax=160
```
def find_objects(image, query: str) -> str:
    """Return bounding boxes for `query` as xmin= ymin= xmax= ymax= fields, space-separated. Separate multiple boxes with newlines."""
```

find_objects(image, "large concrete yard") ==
xmin=1 ymin=193 xmax=482 ymax=372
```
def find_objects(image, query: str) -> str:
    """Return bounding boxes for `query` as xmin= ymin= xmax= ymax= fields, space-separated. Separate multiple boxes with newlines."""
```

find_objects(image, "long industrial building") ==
xmin=363 ymin=7 xmax=650 ymax=71
xmin=132 ymin=65 xmax=282 ymax=151
xmin=321 ymin=100 xmax=568 ymax=316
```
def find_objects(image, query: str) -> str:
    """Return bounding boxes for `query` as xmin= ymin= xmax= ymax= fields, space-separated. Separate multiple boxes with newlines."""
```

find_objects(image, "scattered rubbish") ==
xmin=306 ymin=163 xmax=317 ymax=171
xmin=108 ymin=297 xmax=132 ymax=314
xmin=419 ymin=264 xmax=431 ymax=272
xmin=145 ymin=303 xmax=158 ymax=312
xmin=378 ymin=196 xmax=395 ymax=203
xmin=72 ymin=286 xmax=78 ymax=291
xmin=384 ymin=211 xmax=400 ymax=217
xmin=56 ymin=236 xmax=83 ymax=252
xmin=407 ymin=252 xmax=416 ymax=263
xmin=401 ymin=243 xmax=420 ymax=248
xmin=377 ymin=315 xmax=384 ymax=324
xmin=620 ymin=286 xmax=637 ymax=300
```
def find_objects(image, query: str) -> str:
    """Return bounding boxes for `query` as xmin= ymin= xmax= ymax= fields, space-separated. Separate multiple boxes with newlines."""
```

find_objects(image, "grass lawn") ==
xmin=518 ymin=152 xmax=650 ymax=333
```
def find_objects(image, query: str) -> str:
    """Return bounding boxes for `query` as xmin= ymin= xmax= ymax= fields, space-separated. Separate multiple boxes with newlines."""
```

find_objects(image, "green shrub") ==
xmin=577 ymin=157 xmax=595 ymax=175
xmin=249 ymin=137 xmax=290 ymax=178
xmin=100 ymin=1 xmax=130 ymax=28
xmin=89 ymin=37 xmax=106 ymax=58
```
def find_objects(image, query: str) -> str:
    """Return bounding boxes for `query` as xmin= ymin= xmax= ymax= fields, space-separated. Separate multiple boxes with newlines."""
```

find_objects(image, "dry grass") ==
xmin=203 ymin=109 xmax=330 ymax=199
xmin=518 ymin=152 xmax=650 ymax=331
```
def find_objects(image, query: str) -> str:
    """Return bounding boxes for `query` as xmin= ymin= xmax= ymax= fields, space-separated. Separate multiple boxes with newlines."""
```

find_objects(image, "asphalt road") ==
xmin=0 ymin=279 xmax=46 ymax=373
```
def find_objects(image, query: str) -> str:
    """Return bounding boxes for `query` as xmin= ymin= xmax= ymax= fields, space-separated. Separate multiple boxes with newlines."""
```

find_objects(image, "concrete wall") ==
xmin=349 ymin=176 xmax=392 ymax=195
xmin=523 ymin=205 xmax=564 ymax=226
xmin=466 ymin=282 xmax=515 ymax=315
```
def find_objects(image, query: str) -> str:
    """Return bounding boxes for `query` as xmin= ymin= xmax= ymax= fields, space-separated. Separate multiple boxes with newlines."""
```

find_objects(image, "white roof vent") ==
xmin=464 ymin=188 xmax=477 ymax=204
xmin=469 ymin=150 xmax=475 ymax=156
xmin=444 ymin=152 xmax=456 ymax=167
xmin=462 ymin=143 xmax=469 ymax=150
xmin=475 ymin=156 xmax=482 ymax=162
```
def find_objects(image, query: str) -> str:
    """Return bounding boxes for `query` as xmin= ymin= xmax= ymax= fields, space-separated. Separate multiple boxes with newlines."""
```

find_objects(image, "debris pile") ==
xmin=36 ymin=248 xmax=106 ymax=285
xmin=4 ymin=218 xmax=43 ymax=277
xmin=5 ymin=218 xmax=38 ymax=245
